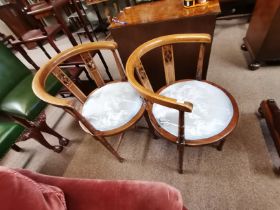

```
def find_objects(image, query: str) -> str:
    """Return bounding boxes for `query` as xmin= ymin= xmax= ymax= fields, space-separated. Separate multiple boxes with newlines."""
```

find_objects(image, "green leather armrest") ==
xmin=0 ymin=74 xmax=62 ymax=121
xmin=0 ymin=122 xmax=25 ymax=158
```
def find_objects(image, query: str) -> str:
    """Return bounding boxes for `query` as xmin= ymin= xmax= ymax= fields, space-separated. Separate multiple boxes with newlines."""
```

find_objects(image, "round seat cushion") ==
xmin=152 ymin=80 xmax=234 ymax=140
xmin=81 ymin=82 xmax=143 ymax=132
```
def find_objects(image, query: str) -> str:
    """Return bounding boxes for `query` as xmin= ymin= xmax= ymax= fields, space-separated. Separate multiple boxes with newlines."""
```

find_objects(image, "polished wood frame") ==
xmin=126 ymin=34 xmax=239 ymax=173
xmin=259 ymin=99 xmax=280 ymax=158
xmin=33 ymin=41 xmax=146 ymax=162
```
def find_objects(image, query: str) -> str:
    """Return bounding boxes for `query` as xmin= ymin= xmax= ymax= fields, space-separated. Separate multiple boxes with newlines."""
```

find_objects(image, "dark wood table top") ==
xmin=109 ymin=0 xmax=220 ymax=29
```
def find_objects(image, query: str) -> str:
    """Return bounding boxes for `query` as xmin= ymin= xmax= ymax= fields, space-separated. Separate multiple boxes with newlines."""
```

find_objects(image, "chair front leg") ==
xmin=12 ymin=113 xmax=69 ymax=147
xmin=29 ymin=128 xmax=63 ymax=153
xmin=36 ymin=112 xmax=70 ymax=146
xmin=217 ymin=138 xmax=226 ymax=151
xmin=177 ymin=110 xmax=185 ymax=174
xmin=17 ymin=126 xmax=63 ymax=153
xmin=95 ymin=136 xmax=125 ymax=163
xmin=177 ymin=144 xmax=185 ymax=174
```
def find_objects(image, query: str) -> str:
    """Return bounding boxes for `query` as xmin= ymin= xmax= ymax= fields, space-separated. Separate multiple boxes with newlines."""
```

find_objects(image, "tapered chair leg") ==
xmin=96 ymin=136 xmax=125 ymax=163
xmin=217 ymin=138 xmax=226 ymax=151
xmin=143 ymin=111 xmax=159 ymax=139
xmin=38 ymin=121 xmax=70 ymax=146
xmin=177 ymin=144 xmax=185 ymax=174
xmin=28 ymin=128 xmax=63 ymax=153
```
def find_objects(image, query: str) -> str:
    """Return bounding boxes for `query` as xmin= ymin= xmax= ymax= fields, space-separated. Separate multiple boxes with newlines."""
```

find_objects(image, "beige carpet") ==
xmin=62 ymin=19 xmax=280 ymax=210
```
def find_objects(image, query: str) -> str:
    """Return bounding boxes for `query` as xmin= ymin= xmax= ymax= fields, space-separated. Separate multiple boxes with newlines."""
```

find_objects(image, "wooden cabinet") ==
xmin=242 ymin=0 xmax=280 ymax=70
xmin=110 ymin=0 xmax=220 ymax=90
xmin=219 ymin=0 xmax=255 ymax=16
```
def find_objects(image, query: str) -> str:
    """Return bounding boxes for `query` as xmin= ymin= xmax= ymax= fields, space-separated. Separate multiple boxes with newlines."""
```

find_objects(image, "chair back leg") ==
xmin=28 ymin=128 xmax=63 ymax=153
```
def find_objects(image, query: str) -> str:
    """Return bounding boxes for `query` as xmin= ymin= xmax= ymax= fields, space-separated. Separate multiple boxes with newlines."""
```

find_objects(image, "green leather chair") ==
xmin=0 ymin=42 xmax=69 ymax=158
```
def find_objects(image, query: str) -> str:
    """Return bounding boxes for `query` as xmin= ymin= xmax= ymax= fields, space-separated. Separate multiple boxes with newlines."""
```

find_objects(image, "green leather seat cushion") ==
xmin=0 ymin=74 xmax=62 ymax=121
xmin=0 ymin=122 xmax=25 ymax=158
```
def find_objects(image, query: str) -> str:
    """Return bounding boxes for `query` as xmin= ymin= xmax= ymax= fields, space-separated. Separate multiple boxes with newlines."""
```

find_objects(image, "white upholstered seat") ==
xmin=81 ymin=82 xmax=143 ymax=132
xmin=152 ymin=80 xmax=234 ymax=140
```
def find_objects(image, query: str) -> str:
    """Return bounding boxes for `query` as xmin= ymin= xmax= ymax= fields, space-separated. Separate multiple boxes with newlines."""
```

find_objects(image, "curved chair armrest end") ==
xmin=32 ymin=75 xmax=74 ymax=110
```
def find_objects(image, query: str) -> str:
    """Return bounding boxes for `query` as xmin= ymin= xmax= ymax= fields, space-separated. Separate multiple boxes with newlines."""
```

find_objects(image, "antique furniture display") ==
xmin=18 ymin=0 xmax=113 ymax=81
xmin=32 ymin=41 xmax=146 ymax=162
xmin=110 ymin=0 xmax=220 ymax=90
xmin=0 ymin=0 xmax=72 ymax=56
xmin=126 ymin=34 xmax=239 ymax=173
xmin=19 ymin=0 xmax=77 ymax=47
xmin=241 ymin=0 xmax=280 ymax=70
xmin=0 ymin=166 xmax=187 ymax=210
xmin=0 ymin=3 xmax=34 ymax=47
xmin=0 ymin=42 xmax=69 ymax=154
xmin=259 ymin=100 xmax=280 ymax=159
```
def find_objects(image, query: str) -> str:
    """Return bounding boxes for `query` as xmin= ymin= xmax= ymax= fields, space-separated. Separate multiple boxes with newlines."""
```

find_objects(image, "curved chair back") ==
xmin=126 ymin=33 xmax=211 ymax=113
xmin=32 ymin=41 xmax=126 ymax=134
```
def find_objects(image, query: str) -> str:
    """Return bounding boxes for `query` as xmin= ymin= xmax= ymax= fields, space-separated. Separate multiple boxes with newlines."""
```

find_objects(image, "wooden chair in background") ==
xmin=32 ymin=41 xmax=146 ymax=162
xmin=126 ymin=34 xmax=239 ymax=173
xmin=0 ymin=32 xmax=39 ymax=70
xmin=15 ymin=0 xmax=114 ymax=94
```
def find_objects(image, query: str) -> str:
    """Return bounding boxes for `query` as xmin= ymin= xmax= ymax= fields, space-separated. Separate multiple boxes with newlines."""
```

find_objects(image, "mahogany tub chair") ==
xmin=32 ymin=41 xmax=146 ymax=162
xmin=126 ymin=34 xmax=239 ymax=173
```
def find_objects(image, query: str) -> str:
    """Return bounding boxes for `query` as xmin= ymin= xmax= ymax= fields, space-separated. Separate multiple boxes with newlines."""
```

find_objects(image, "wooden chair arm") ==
xmin=127 ymin=72 xmax=193 ymax=112
xmin=27 ymin=5 xmax=53 ymax=15
xmin=32 ymin=74 xmax=74 ymax=110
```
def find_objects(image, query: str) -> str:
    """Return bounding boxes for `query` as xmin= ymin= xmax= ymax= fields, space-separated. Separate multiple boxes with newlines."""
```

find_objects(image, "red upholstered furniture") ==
xmin=0 ymin=166 xmax=187 ymax=210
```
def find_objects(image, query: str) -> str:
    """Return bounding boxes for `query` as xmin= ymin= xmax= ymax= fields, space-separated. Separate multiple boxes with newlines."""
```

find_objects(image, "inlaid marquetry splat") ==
xmin=135 ymin=60 xmax=153 ymax=91
xmin=162 ymin=44 xmax=175 ymax=84
xmin=52 ymin=67 xmax=87 ymax=103
xmin=80 ymin=52 xmax=105 ymax=87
